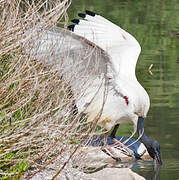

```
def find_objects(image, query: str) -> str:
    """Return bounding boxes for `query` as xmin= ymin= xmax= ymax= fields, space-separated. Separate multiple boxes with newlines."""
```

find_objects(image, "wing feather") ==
xmin=27 ymin=26 xmax=109 ymax=75
xmin=68 ymin=10 xmax=141 ymax=77
xmin=26 ymin=10 xmax=141 ymax=114
xmin=25 ymin=26 xmax=114 ymax=112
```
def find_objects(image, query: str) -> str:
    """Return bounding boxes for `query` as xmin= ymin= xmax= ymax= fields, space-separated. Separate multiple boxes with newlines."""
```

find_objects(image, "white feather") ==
xmin=27 ymin=12 xmax=150 ymax=135
xmin=71 ymin=12 xmax=150 ymax=131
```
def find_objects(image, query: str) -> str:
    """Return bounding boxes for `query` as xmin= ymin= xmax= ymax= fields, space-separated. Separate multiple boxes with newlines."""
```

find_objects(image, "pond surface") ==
xmin=69 ymin=0 xmax=179 ymax=179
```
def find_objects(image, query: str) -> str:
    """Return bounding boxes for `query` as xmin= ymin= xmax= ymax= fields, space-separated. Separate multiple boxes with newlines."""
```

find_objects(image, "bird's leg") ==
xmin=101 ymin=132 xmax=121 ymax=161
xmin=110 ymin=124 xmax=120 ymax=139
xmin=110 ymin=124 xmax=134 ymax=157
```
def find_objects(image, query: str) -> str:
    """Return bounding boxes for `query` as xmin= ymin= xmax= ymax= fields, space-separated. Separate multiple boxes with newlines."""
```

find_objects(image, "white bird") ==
xmin=29 ymin=10 xmax=162 ymax=164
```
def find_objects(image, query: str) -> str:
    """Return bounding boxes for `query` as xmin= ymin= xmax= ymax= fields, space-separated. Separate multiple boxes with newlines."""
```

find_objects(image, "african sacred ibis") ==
xmin=68 ymin=10 xmax=162 ymax=165
xmin=29 ymin=10 xmax=162 ymax=165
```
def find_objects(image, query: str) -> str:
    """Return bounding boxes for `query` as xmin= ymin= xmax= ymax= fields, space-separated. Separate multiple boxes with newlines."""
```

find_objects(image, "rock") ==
xmin=31 ymin=167 xmax=146 ymax=180
xmin=86 ymin=168 xmax=146 ymax=180
xmin=30 ymin=136 xmax=150 ymax=180
xmin=73 ymin=136 xmax=152 ymax=169
xmin=73 ymin=146 xmax=134 ymax=169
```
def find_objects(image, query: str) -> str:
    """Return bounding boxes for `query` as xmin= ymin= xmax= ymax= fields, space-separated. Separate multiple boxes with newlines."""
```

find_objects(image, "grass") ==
xmin=0 ymin=1 xmax=135 ymax=179
xmin=0 ymin=0 xmax=76 ymax=179
xmin=0 ymin=0 xmax=110 ymax=179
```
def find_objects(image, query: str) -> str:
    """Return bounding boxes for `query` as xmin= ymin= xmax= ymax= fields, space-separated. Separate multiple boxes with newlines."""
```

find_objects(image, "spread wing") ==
xmin=68 ymin=10 xmax=141 ymax=77
xmin=28 ymin=27 xmax=109 ymax=77
xmin=26 ymin=10 xmax=141 ymax=113
xmin=26 ymin=26 xmax=112 ymax=112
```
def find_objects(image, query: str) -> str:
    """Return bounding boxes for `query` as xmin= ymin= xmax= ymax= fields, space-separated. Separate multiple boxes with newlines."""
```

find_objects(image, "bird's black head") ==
xmin=137 ymin=117 xmax=162 ymax=165
xmin=143 ymin=137 xmax=162 ymax=165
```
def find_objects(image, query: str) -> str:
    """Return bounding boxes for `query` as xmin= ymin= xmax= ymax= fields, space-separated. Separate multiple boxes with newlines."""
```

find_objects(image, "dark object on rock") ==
xmin=85 ymin=136 xmax=144 ymax=159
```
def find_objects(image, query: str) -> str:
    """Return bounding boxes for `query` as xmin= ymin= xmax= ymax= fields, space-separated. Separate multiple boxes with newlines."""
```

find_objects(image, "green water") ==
xmin=69 ymin=0 xmax=179 ymax=179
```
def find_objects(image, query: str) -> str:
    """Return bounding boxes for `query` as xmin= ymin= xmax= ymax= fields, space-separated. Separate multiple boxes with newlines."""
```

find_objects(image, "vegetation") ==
xmin=0 ymin=1 xmax=109 ymax=179
xmin=0 ymin=0 xmax=83 ymax=179
xmin=0 ymin=0 xmax=178 ymax=179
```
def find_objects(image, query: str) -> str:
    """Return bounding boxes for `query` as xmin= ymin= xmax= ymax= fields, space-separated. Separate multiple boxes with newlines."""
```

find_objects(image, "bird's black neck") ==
xmin=137 ymin=117 xmax=148 ymax=143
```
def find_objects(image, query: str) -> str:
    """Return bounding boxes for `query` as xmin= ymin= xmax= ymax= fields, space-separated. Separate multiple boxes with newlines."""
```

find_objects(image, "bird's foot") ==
xmin=101 ymin=145 xmax=121 ymax=161
xmin=111 ymin=138 xmax=134 ymax=158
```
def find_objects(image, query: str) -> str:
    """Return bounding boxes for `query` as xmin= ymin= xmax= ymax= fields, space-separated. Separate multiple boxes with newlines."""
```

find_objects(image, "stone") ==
xmin=31 ymin=167 xmax=146 ymax=180
xmin=73 ymin=144 xmax=152 ymax=169
xmin=86 ymin=168 xmax=146 ymax=180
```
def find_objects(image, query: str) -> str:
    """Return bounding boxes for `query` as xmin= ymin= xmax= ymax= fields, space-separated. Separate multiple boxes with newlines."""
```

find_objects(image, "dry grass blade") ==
xmin=0 ymin=0 xmax=108 ymax=179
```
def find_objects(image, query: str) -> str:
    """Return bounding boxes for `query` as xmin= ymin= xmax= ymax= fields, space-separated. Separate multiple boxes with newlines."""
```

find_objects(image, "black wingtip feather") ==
xmin=71 ymin=19 xmax=80 ymax=24
xmin=68 ymin=11 xmax=97 ymax=32
xmin=85 ymin=10 xmax=96 ymax=16
xmin=78 ymin=13 xmax=86 ymax=18
xmin=67 ymin=24 xmax=75 ymax=31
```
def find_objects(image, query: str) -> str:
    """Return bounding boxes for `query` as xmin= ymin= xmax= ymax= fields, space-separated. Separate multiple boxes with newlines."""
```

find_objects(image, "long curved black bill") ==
xmin=155 ymin=151 xmax=162 ymax=165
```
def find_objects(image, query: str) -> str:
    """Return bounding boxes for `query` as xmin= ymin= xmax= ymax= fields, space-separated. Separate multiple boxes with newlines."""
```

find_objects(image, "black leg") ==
xmin=110 ymin=124 xmax=120 ymax=139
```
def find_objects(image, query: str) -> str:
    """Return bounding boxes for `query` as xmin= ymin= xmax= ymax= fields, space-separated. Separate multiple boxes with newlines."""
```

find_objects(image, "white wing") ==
xmin=27 ymin=26 xmax=109 ymax=76
xmin=26 ymin=11 xmax=141 ymax=112
xmin=25 ymin=26 xmax=113 ymax=112
xmin=68 ymin=10 xmax=141 ymax=77
xmin=24 ymin=11 xmax=149 ymax=131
